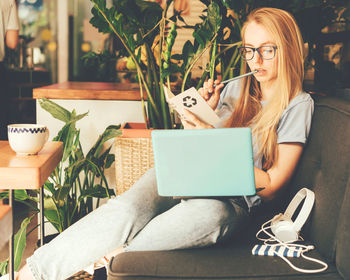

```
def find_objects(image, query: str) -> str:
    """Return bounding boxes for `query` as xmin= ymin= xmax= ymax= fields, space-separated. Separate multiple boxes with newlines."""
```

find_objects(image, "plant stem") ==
xmin=222 ymin=46 xmax=240 ymax=80
xmin=166 ymin=75 xmax=171 ymax=91
xmin=158 ymin=14 xmax=169 ymax=129
xmin=137 ymin=69 xmax=149 ymax=128
xmin=92 ymin=2 xmax=161 ymax=123
xmin=216 ymin=41 xmax=241 ymax=59
xmin=142 ymin=19 xmax=162 ymax=41
xmin=181 ymin=34 xmax=218 ymax=92
xmin=210 ymin=39 xmax=217 ymax=80
xmin=144 ymin=41 xmax=160 ymax=109
xmin=196 ymin=69 xmax=209 ymax=90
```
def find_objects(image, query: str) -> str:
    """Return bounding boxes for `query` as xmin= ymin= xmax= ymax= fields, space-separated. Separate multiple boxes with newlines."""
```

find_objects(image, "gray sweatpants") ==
xmin=27 ymin=168 xmax=248 ymax=280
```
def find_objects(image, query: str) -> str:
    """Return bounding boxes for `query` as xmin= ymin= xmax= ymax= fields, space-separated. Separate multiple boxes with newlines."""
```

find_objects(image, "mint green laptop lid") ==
xmin=151 ymin=128 xmax=256 ymax=197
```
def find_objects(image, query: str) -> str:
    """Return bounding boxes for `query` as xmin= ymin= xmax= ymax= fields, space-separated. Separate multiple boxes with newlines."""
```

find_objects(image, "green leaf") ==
xmin=0 ymin=259 xmax=8 ymax=276
xmin=0 ymin=190 xmax=8 ymax=200
xmin=44 ymin=197 xmax=58 ymax=211
xmin=207 ymin=2 xmax=221 ymax=33
xmin=53 ymin=185 xmax=71 ymax=205
xmin=14 ymin=216 xmax=33 ymax=271
xmin=105 ymin=154 xmax=115 ymax=169
xmin=100 ymin=125 xmax=122 ymax=144
xmin=90 ymin=4 xmax=112 ymax=34
xmin=14 ymin=190 xmax=29 ymax=201
xmin=43 ymin=197 xmax=62 ymax=231
xmin=72 ymin=144 xmax=84 ymax=161
xmin=39 ymin=98 xmax=71 ymax=123
xmin=62 ymin=125 xmax=78 ymax=162
xmin=90 ymin=146 xmax=112 ymax=171
xmin=65 ymin=159 xmax=86 ymax=186
xmin=39 ymin=98 xmax=88 ymax=125
xmin=0 ymin=190 xmax=29 ymax=201
xmin=182 ymin=40 xmax=194 ymax=67
xmin=87 ymin=125 xmax=121 ymax=159
xmin=193 ymin=28 xmax=207 ymax=48
xmin=44 ymin=182 xmax=55 ymax=195
xmin=44 ymin=209 xmax=61 ymax=232
xmin=55 ymin=122 xmax=80 ymax=163
xmin=53 ymin=123 xmax=69 ymax=142
xmin=80 ymin=185 xmax=114 ymax=199
xmin=171 ymin=54 xmax=182 ymax=61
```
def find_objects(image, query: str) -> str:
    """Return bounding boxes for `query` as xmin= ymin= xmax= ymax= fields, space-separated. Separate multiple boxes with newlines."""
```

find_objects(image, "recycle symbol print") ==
xmin=183 ymin=96 xmax=197 ymax=108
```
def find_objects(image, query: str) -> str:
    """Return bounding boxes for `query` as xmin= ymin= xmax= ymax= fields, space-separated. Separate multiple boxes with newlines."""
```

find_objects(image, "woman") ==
xmin=0 ymin=0 xmax=19 ymax=140
xmin=8 ymin=7 xmax=313 ymax=280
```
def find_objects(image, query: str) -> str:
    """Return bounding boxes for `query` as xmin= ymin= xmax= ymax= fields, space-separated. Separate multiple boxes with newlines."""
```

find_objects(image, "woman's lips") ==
xmin=255 ymin=69 xmax=265 ymax=75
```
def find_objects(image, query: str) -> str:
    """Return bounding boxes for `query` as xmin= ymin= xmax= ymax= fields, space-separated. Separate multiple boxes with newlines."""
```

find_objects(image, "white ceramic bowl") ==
xmin=8 ymin=124 xmax=49 ymax=156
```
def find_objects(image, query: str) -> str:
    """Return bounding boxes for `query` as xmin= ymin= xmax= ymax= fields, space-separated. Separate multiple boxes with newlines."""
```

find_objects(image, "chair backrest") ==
xmin=287 ymin=96 xmax=350 ymax=278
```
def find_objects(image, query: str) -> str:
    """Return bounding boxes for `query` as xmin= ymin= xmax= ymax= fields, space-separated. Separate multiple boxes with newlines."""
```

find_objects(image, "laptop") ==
xmin=151 ymin=128 xmax=256 ymax=197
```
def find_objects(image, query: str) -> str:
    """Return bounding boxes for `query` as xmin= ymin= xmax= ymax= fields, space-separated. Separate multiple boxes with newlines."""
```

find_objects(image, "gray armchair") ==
xmin=108 ymin=96 xmax=350 ymax=280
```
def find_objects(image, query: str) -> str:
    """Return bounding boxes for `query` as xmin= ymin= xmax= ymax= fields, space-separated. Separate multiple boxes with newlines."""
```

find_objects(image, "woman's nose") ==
xmin=252 ymin=51 xmax=263 ymax=64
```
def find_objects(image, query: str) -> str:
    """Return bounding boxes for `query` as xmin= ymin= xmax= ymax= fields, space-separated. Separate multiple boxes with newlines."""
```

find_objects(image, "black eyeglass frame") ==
xmin=238 ymin=45 xmax=278 ymax=61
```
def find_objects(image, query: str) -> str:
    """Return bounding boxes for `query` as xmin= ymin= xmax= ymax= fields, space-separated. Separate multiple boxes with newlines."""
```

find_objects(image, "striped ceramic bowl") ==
xmin=8 ymin=124 xmax=49 ymax=155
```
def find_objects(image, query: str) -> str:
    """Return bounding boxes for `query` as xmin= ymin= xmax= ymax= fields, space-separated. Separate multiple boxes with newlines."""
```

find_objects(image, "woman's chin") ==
xmin=254 ymin=74 xmax=275 ymax=85
xmin=255 ymin=76 xmax=267 ymax=83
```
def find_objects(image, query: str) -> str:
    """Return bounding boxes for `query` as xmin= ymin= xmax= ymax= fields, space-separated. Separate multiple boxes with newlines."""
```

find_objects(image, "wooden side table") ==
xmin=0 ymin=141 xmax=63 ymax=280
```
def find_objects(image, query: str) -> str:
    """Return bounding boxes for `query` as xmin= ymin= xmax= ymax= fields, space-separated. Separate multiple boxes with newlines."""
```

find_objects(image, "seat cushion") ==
xmin=108 ymin=240 xmax=340 ymax=280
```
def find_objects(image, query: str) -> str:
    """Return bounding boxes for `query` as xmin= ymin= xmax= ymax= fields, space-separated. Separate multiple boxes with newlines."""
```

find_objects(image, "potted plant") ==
xmin=89 ymin=0 xmax=225 ymax=129
xmin=88 ymin=0 xmax=249 ymax=193
xmin=0 ymin=99 xmax=121 ymax=275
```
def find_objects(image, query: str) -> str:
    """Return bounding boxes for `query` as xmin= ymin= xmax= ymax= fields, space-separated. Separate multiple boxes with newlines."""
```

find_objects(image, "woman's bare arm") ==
xmin=6 ymin=29 xmax=19 ymax=49
xmin=254 ymin=143 xmax=303 ymax=200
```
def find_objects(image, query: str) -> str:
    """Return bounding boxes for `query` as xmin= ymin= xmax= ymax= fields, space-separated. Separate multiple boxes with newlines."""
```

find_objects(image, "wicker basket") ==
xmin=114 ymin=123 xmax=154 ymax=195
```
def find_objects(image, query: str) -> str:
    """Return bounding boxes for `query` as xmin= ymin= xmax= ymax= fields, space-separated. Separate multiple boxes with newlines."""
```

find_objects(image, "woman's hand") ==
xmin=198 ymin=79 xmax=224 ymax=110
xmin=182 ymin=110 xmax=214 ymax=129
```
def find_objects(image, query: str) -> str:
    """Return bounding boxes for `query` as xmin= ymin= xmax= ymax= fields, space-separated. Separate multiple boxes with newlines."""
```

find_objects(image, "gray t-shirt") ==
xmin=0 ymin=0 xmax=19 ymax=62
xmin=216 ymin=80 xmax=314 ymax=210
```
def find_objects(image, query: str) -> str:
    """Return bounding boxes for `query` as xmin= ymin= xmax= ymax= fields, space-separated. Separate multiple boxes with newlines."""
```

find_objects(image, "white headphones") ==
xmin=270 ymin=188 xmax=315 ymax=243
xmin=256 ymin=188 xmax=328 ymax=274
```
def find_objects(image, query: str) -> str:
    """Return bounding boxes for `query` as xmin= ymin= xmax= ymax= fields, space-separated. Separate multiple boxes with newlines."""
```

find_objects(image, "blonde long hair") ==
xmin=229 ymin=7 xmax=305 ymax=169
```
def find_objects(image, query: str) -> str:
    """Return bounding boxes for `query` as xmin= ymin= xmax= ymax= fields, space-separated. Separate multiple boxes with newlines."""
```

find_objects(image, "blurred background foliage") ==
xmin=84 ymin=0 xmax=350 ymax=93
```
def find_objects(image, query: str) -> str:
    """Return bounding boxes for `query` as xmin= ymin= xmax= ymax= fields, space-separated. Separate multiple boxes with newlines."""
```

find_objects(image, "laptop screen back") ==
xmin=151 ymin=128 xmax=256 ymax=197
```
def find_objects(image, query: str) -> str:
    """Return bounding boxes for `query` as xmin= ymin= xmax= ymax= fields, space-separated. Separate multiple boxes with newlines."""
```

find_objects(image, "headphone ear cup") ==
xmin=271 ymin=218 xmax=298 ymax=243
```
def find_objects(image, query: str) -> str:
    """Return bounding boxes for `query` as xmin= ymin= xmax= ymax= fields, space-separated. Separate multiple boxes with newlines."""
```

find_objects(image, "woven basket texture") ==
xmin=115 ymin=137 xmax=154 ymax=195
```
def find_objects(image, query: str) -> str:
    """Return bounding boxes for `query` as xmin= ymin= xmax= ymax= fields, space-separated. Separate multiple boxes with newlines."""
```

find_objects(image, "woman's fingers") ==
xmin=207 ymin=79 xmax=214 ymax=93
xmin=198 ymin=78 xmax=224 ymax=110
xmin=199 ymin=79 xmax=217 ymax=101
xmin=198 ymin=87 xmax=209 ymax=101
xmin=182 ymin=110 xmax=213 ymax=129
xmin=200 ymin=80 xmax=211 ymax=101
xmin=212 ymin=80 xmax=224 ymax=104
xmin=182 ymin=120 xmax=194 ymax=130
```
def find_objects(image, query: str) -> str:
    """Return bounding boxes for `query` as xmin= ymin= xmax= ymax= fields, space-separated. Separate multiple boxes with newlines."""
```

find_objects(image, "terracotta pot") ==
xmin=120 ymin=122 xmax=152 ymax=138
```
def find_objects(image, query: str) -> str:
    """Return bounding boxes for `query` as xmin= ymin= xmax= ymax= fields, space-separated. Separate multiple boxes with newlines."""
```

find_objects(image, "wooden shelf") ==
xmin=33 ymin=81 xmax=144 ymax=101
xmin=0 ymin=141 xmax=63 ymax=189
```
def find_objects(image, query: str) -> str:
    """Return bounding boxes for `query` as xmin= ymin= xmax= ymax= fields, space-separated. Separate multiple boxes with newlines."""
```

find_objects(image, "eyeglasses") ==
xmin=239 ymin=45 xmax=278 ymax=61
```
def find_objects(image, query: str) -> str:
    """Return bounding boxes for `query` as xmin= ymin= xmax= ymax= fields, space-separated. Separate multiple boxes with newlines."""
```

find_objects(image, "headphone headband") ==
xmin=284 ymin=188 xmax=315 ymax=232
